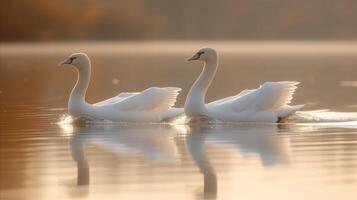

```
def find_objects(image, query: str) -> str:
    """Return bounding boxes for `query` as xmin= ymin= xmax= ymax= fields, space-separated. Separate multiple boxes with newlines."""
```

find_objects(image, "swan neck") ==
xmin=70 ymin=63 xmax=91 ymax=104
xmin=195 ymin=60 xmax=218 ymax=94
xmin=185 ymin=58 xmax=218 ymax=116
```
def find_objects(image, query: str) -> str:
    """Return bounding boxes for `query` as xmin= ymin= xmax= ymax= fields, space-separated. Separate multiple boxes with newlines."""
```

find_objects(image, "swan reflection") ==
xmin=68 ymin=124 xmax=178 ymax=186
xmin=62 ymin=122 xmax=291 ymax=199
xmin=183 ymin=123 xmax=291 ymax=199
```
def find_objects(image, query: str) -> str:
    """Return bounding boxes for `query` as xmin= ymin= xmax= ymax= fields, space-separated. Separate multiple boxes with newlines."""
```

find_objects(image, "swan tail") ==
xmin=278 ymin=104 xmax=304 ymax=119
xmin=161 ymin=107 xmax=184 ymax=121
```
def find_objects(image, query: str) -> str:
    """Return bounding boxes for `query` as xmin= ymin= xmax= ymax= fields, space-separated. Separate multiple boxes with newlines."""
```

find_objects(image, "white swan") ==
xmin=185 ymin=48 xmax=304 ymax=123
xmin=60 ymin=53 xmax=183 ymax=122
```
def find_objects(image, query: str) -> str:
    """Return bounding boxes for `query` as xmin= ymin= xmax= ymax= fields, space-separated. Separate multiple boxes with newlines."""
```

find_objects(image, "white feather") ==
xmin=63 ymin=53 xmax=183 ymax=122
xmin=185 ymin=48 xmax=304 ymax=122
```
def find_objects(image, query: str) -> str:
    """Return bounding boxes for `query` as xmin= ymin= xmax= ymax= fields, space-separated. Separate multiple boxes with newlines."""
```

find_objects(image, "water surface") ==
xmin=1 ymin=42 xmax=357 ymax=200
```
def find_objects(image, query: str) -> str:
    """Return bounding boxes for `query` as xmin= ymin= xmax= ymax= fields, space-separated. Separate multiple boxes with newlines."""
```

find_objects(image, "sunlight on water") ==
xmin=58 ymin=115 xmax=74 ymax=136
xmin=58 ymin=114 xmax=74 ymax=125
xmin=293 ymin=110 xmax=357 ymax=123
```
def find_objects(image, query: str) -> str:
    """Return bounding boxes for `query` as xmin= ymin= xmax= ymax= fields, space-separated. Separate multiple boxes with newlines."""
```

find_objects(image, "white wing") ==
xmin=209 ymin=82 xmax=299 ymax=112
xmin=209 ymin=89 xmax=254 ymax=106
xmin=98 ymin=87 xmax=181 ymax=112
xmin=94 ymin=92 xmax=139 ymax=106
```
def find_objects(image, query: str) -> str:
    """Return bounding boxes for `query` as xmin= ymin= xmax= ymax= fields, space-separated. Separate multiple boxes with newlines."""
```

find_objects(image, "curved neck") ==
xmin=185 ymin=58 xmax=218 ymax=116
xmin=70 ymin=62 xmax=91 ymax=104
xmin=192 ymin=59 xmax=218 ymax=95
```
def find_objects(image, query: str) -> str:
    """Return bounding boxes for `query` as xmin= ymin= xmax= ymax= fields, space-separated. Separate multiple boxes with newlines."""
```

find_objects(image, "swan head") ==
xmin=187 ymin=48 xmax=217 ymax=62
xmin=60 ymin=53 xmax=90 ymax=70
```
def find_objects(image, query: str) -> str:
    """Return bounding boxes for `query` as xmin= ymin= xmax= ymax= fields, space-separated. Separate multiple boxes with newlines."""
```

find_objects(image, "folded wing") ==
xmin=209 ymin=82 xmax=300 ymax=112
xmin=94 ymin=92 xmax=139 ymax=106
xmin=98 ymin=87 xmax=181 ymax=112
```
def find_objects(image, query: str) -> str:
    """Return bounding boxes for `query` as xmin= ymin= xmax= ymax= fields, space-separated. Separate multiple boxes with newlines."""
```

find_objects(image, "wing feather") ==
xmin=94 ymin=92 xmax=139 ymax=106
xmin=110 ymin=87 xmax=181 ymax=112
xmin=255 ymin=81 xmax=299 ymax=110
xmin=209 ymin=81 xmax=300 ymax=112
xmin=209 ymin=89 xmax=254 ymax=106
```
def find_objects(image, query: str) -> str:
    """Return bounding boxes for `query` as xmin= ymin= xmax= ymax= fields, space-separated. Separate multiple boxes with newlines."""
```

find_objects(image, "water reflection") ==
xmin=58 ymin=119 xmax=357 ymax=200
xmin=185 ymin=128 xmax=217 ymax=199
xmin=63 ymin=122 xmax=293 ymax=199
xmin=68 ymin=124 xmax=178 ymax=189
xmin=184 ymin=123 xmax=290 ymax=199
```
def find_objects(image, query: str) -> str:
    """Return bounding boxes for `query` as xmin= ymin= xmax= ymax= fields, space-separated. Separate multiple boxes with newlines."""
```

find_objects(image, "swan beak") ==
xmin=187 ymin=53 xmax=200 ymax=61
xmin=59 ymin=58 xmax=72 ymax=66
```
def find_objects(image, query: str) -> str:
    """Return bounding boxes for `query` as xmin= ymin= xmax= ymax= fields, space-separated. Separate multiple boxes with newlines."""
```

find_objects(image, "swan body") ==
xmin=60 ymin=53 xmax=183 ymax=122
xmin=185 ymin=48 xmax=303 ymax=123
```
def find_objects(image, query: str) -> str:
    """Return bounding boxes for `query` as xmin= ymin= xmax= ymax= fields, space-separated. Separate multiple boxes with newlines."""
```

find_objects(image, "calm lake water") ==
xmin=1 ymin=41 xmax=357 ymax=200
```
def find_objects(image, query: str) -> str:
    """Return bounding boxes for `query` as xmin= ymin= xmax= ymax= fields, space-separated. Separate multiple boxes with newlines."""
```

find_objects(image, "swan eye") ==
xmin=70 ymin=57 xmax=77 ymax=63
xmin=196 ymin=51 xmax=204 ymax=59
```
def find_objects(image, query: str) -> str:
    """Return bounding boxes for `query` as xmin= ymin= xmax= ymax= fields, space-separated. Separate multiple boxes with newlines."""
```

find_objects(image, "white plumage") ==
xmin=95 ymin=87 xmax=181 ymax=112
xmin=60 ymin=53 xmax=183 ymax=122
xmin=185 ymin=48 xmax=303 ymax=122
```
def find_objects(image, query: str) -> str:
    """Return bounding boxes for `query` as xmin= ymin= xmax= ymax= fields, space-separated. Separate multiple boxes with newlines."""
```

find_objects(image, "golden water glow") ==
xmin=58 ymin=115 xmax=74 ymax=136
xmin=1 ymin=43 xmax=357 ymax=200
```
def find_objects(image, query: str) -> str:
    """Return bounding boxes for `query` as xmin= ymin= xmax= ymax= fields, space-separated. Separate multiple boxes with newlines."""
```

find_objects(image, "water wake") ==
xmin=290 ymin=110 xmax=357 ymax=124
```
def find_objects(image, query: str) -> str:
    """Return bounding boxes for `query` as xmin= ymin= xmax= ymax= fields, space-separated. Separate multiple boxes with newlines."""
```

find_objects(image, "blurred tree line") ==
xmin=150 ymin=0 xmax=357 ymax=40
xmin=0 ymin=0 xmax=163 ymax=41
xmin=1 ymin=0 xmax=357 ymax=41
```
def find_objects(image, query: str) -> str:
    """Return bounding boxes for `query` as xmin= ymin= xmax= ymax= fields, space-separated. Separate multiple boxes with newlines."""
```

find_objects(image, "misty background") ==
xmin=1 ymin=0 xmax=357 ymax=42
